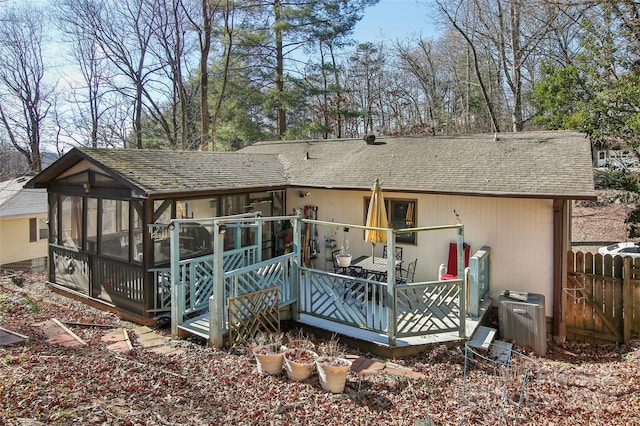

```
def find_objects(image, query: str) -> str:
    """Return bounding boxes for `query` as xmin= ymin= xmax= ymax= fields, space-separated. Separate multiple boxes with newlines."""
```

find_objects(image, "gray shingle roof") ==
xmin=68 ymin=148 xmax=288 ymax=195
xmin=239 ymin=131 xmax=595 ymax=199
xmin=0 ymin=177 xmax=47 ymax=218
xmin=29 ymin=131 xmax=595 ymax=200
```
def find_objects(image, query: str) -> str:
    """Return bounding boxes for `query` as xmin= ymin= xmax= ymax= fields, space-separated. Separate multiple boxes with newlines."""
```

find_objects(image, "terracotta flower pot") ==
xmin=315 ymin=356 xmax=352 ymax=393
xmin=252 ymin=344 xmax=286 ymax=375
xmin=283 ymin=348 xmax=318 ymax=381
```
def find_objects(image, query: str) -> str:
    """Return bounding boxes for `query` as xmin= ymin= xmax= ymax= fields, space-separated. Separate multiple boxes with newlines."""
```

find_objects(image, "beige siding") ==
xmin=289 ymin=188 xmax=555 ymax=312
xmin=0 ymin=216 xmax=48 ymax=265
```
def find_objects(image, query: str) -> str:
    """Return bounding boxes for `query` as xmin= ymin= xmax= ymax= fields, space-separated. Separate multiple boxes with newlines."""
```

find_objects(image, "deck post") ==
xmin=469 ymin=253 xmax=479 ymax=318
xmin=170 ymin=222 xmax=184 ymax=337
xmin=256 ymin=220 xmax=263 ymax=263
xmin=291 ymin=217 xmax=301 ymax=321
xmin=209 ymin=222 xmax=226 ymax=348
xmin=386 ymin=228 xmax=396 ymax=347
xmin=457 ymin=226 xmax=466 ymax=338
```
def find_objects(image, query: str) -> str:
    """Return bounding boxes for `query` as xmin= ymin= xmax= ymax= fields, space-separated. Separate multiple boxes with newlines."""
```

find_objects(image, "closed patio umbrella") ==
xmin=365 ymin=179 xmax=389 ymax=262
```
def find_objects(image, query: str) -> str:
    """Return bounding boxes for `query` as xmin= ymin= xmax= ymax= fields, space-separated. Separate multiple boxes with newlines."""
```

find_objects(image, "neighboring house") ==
xmin=0 ymin=177 xmax=48 ymax=271
xmin=26 ymin=131 xmax=595 ymax=339
xmin=594 ymin=145 xmax=639 ymax=169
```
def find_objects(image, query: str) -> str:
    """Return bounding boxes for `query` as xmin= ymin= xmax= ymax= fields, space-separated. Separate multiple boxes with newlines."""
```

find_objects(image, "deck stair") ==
xmin=467 ymin=325 xmax=513 ymax=364
xmin=467 ymin=326 xmax=496 ymax=351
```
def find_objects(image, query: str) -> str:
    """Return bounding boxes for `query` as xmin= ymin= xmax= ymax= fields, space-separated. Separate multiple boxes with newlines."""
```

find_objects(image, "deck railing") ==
xmin=168 ymin=245 xmax=259 ymax=325
xmin=299 ymin=268 xmax=389 ymax=333
xmin=221 ymin=252 xmax=296 ymax=328
xmin=150 ymin=267 xmax=171 ymax=313
xmin=468 ymin=246 xmax=491 ymax=317
xmin=395 ymin=279 xmax=465 ymax=338
xmin=299 ymin=267 xmax=466 ymax=345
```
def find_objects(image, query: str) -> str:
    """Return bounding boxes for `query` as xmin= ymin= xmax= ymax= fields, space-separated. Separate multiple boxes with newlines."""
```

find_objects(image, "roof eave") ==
xmin=26 ymin=147 xmax=150 ymax=197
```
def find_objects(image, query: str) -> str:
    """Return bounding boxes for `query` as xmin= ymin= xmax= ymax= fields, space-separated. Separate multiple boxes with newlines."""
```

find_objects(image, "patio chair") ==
xmin=383 ymin=245 xmax=403 ymax=261
xmin=397 ymin=258 xmax=417 ymax=284
xmin=343 ymin=266 xmax=366 ymax=301
xmin=397 ymin=259 xmax=418 ymax=309
xmin=383 ymin=245 xmax=403 ymax=276
xmin=438 ymin=242 xmax=470 ymax=280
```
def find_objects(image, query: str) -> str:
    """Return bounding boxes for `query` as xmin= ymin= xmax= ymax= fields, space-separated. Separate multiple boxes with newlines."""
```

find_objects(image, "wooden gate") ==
xmin=227 ymin=287 xmax=279 ymax=347
xmin=566 ymin=251 xmax=640 ymax=344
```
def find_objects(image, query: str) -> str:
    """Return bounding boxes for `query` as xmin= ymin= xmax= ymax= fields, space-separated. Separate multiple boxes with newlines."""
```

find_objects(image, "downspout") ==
xmin=553 ymin=199 xmax=568 ymax=343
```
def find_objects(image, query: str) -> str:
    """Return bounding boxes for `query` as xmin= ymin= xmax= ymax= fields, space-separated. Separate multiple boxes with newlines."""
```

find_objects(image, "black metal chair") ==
xmin=397 ymin=258 xmax=417 ymax=283
xmin=397 ymin=259 xmax=418 ymax=309
xmin=383 ymin=245 xmax=403 ymax=261
xmin=343 ymin=266 xmax=366 ymax=301
xmin=383 ymin=245 xmax=403 ymax=276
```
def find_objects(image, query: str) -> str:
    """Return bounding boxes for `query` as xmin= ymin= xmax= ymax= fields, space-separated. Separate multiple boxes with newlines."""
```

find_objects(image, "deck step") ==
xmin=468 ymin=326 xmax=497 ymax=351
xmin=488 ymin=341 xmax=513 ymax=364
xmin=178 ymin=313 xmax=211 ymax=340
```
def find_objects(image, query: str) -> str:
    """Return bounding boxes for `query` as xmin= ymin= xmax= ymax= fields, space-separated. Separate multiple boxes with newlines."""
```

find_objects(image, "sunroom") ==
xmin=27 ymin=148 xmax=289 ymax=324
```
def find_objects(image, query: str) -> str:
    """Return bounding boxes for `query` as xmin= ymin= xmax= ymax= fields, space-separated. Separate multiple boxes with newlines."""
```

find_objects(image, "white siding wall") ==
xmin=288 ymin=188 xmax=555 ymax=312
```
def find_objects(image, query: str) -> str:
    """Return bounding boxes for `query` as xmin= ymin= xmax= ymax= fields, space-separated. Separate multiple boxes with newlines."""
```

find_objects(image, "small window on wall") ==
xmin=38 ymin=218 xmax=49 ymax=240
xmin=365 ymin=198 xmax=417 ymax=245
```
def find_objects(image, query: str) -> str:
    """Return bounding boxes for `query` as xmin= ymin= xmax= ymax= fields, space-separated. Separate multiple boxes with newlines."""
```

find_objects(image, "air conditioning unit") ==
xmin=498 ymin=292 xmax=546 ymax=356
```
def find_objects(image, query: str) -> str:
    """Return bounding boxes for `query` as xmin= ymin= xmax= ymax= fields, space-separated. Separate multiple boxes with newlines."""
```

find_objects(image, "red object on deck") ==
xmin=442 ymin=242 xmax=470 ymax=280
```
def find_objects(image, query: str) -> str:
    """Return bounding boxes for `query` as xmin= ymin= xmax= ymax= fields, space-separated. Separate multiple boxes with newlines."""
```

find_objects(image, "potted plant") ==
xmin=285 ymin=329 xmax=316 ymax=351
xmin=336 ymin=227 xmax=352 ymax=267
xmin=283 ymin=347 xmax=318 ymax=381
xmin=315 ymin=335 xmax=352 ymax=393
xmin=281 ymin=330 xmax=317 ymax=380
xmin=251 ymin=333 xmax=286 ymax=375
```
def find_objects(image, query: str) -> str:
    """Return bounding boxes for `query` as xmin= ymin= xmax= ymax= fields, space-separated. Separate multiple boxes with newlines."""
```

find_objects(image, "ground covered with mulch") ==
xmin=1 ymin=274 xmax=640 ymax=425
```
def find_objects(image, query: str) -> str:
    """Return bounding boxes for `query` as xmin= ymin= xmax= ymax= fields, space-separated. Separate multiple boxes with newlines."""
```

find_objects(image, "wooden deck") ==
xmin=179 ymin=297 xmax=493 ymax=357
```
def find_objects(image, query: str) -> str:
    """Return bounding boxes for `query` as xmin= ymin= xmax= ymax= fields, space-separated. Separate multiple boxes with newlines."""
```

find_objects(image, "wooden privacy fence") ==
xmin=566 ymin=251 xmax=640 ymax=344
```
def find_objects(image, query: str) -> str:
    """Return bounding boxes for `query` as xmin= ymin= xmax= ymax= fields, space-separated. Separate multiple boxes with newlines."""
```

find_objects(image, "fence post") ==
xmin=623 ymin=257 xmax=632 ymax=342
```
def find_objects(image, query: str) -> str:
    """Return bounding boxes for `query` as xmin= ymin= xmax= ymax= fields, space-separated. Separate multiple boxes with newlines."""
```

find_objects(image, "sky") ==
xmin=352 ymin=0 xmax=441 ymax=43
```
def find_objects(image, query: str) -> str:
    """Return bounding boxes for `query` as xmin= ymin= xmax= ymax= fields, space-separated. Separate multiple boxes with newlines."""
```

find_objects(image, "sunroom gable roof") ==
xmin=28 ymin=147 xmax=288 ymax=197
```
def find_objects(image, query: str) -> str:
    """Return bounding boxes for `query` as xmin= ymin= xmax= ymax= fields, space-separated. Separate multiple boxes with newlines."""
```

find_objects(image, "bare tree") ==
xmin=59 ymin=0 xmax=168 ymax=149
xmin=435 ymin=0 xmax=563 ymax=132
xmin=54 ymin=0 xmax=112 ymax=148
xmin=347 ymin=42 xmax=385 ymax=135
xmin=0 ymin=5 xmax=55 ymax=173
xmin=395 ymin=38 xmax=449 ymax=135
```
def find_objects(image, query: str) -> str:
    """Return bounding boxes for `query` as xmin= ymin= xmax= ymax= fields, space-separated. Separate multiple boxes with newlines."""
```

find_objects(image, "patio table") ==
xmin=351 ymin=255 xmax=402 ymax=280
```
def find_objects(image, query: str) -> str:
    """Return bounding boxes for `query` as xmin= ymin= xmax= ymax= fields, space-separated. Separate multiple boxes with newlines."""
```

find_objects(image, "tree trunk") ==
xmin=200 ymin=0 xmax=212 ymax=151
xmin=275 ymin=0 xmax=286 ymax=139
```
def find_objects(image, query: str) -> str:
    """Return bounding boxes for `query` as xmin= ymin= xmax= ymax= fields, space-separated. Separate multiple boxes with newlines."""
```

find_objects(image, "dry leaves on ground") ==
xmin=2 ymin=274 xmax=640 ymax=425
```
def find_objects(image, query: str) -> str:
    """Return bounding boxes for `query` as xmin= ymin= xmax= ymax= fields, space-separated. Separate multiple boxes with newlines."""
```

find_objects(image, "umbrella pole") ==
xmin=371 ymin=243 xmax=375 ymax=263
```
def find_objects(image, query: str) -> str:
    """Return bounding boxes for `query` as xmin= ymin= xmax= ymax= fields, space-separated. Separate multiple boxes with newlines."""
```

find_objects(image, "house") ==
xmin=26 ymin=131 xmax=595 ymax=343
xmin=594 ymin=144 xmax=639 ymax=169
xmin=0 ymin=177 xmax=48 ymax=271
